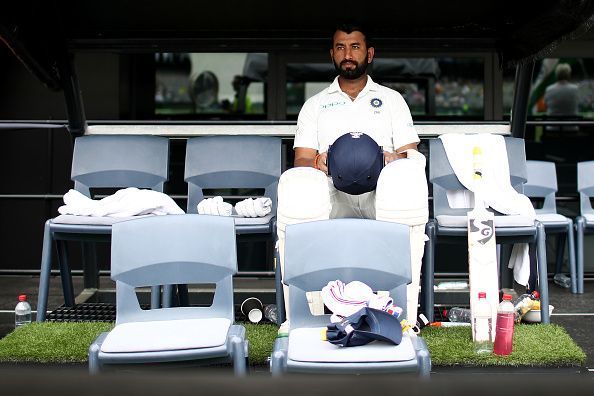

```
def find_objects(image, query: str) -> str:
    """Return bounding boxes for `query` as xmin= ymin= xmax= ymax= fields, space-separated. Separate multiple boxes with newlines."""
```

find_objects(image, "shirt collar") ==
xmin=328 ymin=75 xmax=380 ymax=96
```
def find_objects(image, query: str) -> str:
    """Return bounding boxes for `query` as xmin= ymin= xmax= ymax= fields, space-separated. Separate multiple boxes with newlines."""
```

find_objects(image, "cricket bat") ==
xmin=468 ymin=146 xmax=499 ymax=342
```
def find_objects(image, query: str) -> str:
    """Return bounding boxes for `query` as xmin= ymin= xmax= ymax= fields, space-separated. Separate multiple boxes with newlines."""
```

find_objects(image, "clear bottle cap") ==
xmin=18 ymin=294 xmax=27 ymax=302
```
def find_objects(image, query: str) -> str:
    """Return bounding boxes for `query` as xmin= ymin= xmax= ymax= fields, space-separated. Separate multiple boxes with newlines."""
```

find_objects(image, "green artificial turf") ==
xmin=421 ymin=324 xmax=586 ymax=367
xmin=0 ymin=322 xmax=586 ymax=368
xmin=0 ymin=322 xmax=114 ymax=363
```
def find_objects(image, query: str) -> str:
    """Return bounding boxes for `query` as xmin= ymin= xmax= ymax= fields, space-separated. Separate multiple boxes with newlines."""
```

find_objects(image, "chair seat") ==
xmin=287 ymin=327 xmax=416 ymax=363
xmin=100 ymin=318 xmax=231 ymax=353
xmin=436 ymin=214 xmax=535 ymax=228
xmin=53 ymin=214 xmax=153 ymax=226
xmin=233 ymin=213 xmax=275 ymax=226
xmin=583 ymin=213 xmax=594 ymax=225
xmin=535 ymin=213 xmax=570 ymax=225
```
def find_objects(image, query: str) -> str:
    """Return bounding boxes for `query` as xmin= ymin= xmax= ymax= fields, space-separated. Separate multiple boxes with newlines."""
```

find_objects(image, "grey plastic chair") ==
xmin=424 ymin=137 xmax=549 ymax=323
xmin=179 ymin=135 xmax=281 ymax=305
xmin=525 ymin=160 xmax=577 ymax=293
xmin=270 ymin=219 xmax=431 ymax=376
xmin=37 ymin=135 xmax=170 ymax=321
xmin=185 ymin=135 xmax=281 ymax=234
xmin=575 ymin=161 xmax=594 ymax=294
xmin=88 ymin=215 xmax=247 ymax=375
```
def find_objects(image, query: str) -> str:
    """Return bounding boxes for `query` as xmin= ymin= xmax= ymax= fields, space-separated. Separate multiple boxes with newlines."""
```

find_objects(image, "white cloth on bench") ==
xmin=58 ymin=188 xmax=184 ymax=218
xmin=439 ymin=134 xmax=536 ymax=286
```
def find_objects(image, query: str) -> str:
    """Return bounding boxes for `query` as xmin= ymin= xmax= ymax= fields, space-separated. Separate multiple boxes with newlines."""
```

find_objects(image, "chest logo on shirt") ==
xmin=350 ymin=132 xmax=364 ymax=139
xmin=370 ymin=98 xmax=383 ymax=108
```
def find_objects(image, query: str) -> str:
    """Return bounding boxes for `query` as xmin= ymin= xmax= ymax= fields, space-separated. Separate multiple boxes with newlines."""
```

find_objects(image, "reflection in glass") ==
xmin=155 ymin=53 xmax=267 ymax=116
xmin=285 ymin=57 xmax=484 ymax=118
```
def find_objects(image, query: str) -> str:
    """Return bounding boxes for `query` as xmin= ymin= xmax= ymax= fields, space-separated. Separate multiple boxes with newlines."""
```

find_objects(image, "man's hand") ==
xmin=383 ymin=151 xmax=406 ymax=164
xmin=294 ymin=147 xmax=328 ymax=175
xmin=315 ymin=152 xmax=329 ymax=175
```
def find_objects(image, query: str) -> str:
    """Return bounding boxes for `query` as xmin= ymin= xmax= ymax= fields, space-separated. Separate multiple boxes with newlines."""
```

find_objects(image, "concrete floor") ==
xmin=1 ymin=274 xmax=593 ymax=374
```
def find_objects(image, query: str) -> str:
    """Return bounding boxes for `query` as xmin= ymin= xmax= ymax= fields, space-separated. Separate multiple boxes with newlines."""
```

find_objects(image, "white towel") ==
xmin=321 ymin=280 xmax=403 ymax=318
xmin=58 ymin=188 xmax=185 ymax=217
xmin=234 ymin=197 xmax=272 ymax=218
xmin=439 ymin=134 xmax=536 ymax=287
xmin=197 ymin=196 xmax=233 ymax=216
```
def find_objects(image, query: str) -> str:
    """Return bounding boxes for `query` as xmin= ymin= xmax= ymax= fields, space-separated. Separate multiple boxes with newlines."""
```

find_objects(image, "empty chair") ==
xmin=185 ymin=135 xmax=281 ymax=234
xmin=525 ymin=160 xmax=577 ymax=293
xmin=88 ymin=215 xmax=247 ymax=375
xmin=37 ymin=135 xmax=170 ymax=321
xmin=424 ymin=136 xmax=549 ymax=323
xmin=575 ymin=161 xmax=594 ymax=293
xmin=270 ymin=219 xmax=431 ymax=376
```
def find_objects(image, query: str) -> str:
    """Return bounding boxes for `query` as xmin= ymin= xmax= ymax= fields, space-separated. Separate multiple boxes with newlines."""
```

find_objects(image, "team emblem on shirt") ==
xmin=350 ymin=132 xmax=363 ymax=139
xmin=370 ymin=98 xmax=383 ymax=108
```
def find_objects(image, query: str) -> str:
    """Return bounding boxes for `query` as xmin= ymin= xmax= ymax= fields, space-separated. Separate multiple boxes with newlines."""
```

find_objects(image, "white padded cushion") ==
xmin=233 ymin=213 xmax=275 ymax=226
xmin=52 ymin=214 xmax=152 ymax=225
xmin=535 ymin=213 xmax=569 ymax=224
xmin=436 ymin=214 xmax=534 ymax=228
xmin=287 ymin=327 xmax=416 ymax=363
xmin=100 ymin=318 xmax=231 ymax=353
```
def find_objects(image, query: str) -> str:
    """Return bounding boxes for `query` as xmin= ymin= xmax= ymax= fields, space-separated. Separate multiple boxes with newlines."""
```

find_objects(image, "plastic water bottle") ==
xmin=15 ymin=294 xmax=32 ymax=328
xmin=445 ymin=307 xmax=472 ymax=323
xmin=473 ymin=292 xmax=493 ymax=354
xmin=493 ymin=293 xmax=515 ymax=356
xmin=264 ymin=304 xmax=278 ymax=324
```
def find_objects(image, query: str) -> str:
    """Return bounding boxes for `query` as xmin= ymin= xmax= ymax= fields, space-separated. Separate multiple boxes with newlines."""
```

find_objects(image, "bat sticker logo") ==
xmin=469 ymin=219 xmax=494 ymax=244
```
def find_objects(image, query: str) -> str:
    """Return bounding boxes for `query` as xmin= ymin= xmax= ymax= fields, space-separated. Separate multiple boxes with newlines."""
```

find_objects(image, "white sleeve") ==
xmin=390 ymin=91 xmax=420 ymax=151
xmin=293 ymin=96 xmax=320 ymax=151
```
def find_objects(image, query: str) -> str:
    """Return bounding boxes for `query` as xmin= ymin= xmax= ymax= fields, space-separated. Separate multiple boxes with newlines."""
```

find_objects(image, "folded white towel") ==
xmin=234 ymin=197 xmax=272 ymax=218
xmin=321 ymin=280 xmax=402 ymax=318
xmin=197 ymin=196 xmax=233 ymax=216
xmin=58 ymin=188 xmax=185 ymax=217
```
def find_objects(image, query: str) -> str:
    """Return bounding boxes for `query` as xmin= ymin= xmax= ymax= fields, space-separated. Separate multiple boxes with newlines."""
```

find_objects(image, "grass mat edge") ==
xmin=0 ymin=322 xmax=586 ymax=367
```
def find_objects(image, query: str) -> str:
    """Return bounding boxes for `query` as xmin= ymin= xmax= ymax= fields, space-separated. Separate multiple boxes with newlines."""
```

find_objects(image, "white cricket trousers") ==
xmin=277 ymin=149 xmax=429 ymax=322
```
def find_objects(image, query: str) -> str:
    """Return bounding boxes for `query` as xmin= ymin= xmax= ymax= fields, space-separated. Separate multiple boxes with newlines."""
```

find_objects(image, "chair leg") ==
xmin=88 ymin=342 xmax=101 ymax=374
xmin=566 ymin=220 xmax=578 ymax=294
xmin=423 ymin=221 xmax=435 ymax=323
xmin=81 ymin=242 xmax=100 ymax=289
xmin=275 ymin=247 xmax=286 ymax=325
xmin=575 ymin=217 xmax=585 ymax=294
xmin=554 ymin=233 xmax=566 ymax=275
xmin=37 ymin=221 xmax=53 ymax=322
xmin=536 ymin=222 xmax=550 ymax=324
xmin=56 ymin=241 xmax=75 ymax=307
xmin=162 ymin=285 xmax=173 ymax=308
xmin=230 ymin=336 xmax=247 ymax=376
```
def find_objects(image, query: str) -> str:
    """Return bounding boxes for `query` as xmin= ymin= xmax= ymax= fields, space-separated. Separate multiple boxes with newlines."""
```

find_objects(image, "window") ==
xmin=155 ymin=53 xmax=267 ymax=117
xmin=285 ymin=57 xmax=485 ymax=119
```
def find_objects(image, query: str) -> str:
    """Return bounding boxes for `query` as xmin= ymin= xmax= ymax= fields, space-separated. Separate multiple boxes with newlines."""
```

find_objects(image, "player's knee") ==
xmin=376 ymin=156 xmax=428 ymax=225
xmin=277 ymin=167 xmax=331 ymax=224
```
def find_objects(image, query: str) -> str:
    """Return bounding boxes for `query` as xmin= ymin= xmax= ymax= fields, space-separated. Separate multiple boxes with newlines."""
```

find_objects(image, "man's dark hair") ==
xmin=332 ymin=22 xmax=373 ymax=47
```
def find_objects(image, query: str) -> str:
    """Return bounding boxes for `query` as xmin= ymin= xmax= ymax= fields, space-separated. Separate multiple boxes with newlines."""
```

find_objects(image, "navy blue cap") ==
xmin=326 ymin=307 xmax=403 ymax=347
xmin=327 ymin=132 xmax=384 ymax=195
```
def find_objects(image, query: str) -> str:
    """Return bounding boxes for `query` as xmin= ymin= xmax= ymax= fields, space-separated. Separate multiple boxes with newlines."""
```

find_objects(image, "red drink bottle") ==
xmin=493 ymin=293 xmax=515 ymax=356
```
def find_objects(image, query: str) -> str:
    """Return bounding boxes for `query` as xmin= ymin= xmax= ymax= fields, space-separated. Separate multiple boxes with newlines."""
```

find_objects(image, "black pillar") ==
xmin=510 ymin=62 xmax=534 ymax=138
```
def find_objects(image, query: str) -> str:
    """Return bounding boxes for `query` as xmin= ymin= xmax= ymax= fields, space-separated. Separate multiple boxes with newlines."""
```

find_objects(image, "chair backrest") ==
xmin=71 ymin=135 xmax=170 ymax=196
xmin=111 ymin=214 xmax=237 ymax=324
xmin=283 ymin=219 xmax=411 ymax=328
xmin=577 ymin=161 xmax=594 ymax=215
xmin=184 ymin=136 xmax=281 ymax=213
xmin=429 ymin=136 xmax=527 ymax=216
xmin=524 ymin=160 xmax=558 ymax=214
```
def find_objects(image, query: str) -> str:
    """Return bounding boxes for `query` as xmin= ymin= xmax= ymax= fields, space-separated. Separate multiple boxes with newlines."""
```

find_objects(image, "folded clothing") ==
xmin=326 ymin=307 xmax=403 ymax=347
xmin=234 ymin=197 xmax=272 ymax=218
xmin=321 ymin=280 xmax=402 ymax=319
xmin=58 ymin=188 xmax=184 ymax=218
xmin=197 ymin=196 xmax=233 ymax=216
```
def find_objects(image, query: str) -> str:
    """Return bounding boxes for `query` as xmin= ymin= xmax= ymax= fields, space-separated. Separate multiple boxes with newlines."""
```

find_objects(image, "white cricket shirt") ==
xmin=294 ymin=76 xmax=419 ymax=153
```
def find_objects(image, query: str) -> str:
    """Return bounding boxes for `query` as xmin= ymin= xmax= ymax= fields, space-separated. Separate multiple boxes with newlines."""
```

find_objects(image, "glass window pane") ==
xmin=155 ymin=53 xmax=267 ymax=117
xmin=285 ymin=57 xmax=484 ymax=119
